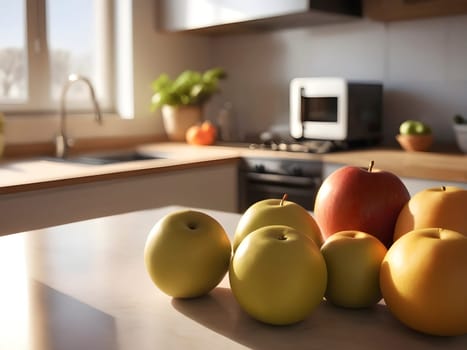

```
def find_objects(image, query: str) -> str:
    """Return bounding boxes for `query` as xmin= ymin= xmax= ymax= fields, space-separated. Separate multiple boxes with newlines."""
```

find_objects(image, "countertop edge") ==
xmin=0 ymin=156 xmax=241 ymax=195
xmin=1 ymin=143 xmax=466 ymax=195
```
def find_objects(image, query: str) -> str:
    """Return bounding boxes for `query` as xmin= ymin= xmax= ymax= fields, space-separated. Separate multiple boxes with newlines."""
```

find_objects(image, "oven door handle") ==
xmin=245 ymin=173 xmax=320 ymax=187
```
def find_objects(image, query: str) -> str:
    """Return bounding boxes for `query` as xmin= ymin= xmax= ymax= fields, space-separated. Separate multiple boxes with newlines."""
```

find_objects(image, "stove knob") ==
xmin=255 ymin=164 xmax=265 ymax=173
xmin=290 ymin=166 xmax=303 ymax=176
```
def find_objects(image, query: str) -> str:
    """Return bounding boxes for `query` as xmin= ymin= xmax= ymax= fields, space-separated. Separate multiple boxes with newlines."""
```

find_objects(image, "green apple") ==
xmin=414 ymin=122 xmax=431 ymax=135
xmin=144 ymin=209 xmax=231 ymax=298
xmin=399 ymin=120 xmax=419 ymax=135
xmin=320 ymin=230 xmax=387 ymax=308
xmin=229 ymin=225 xmax=327 ymax=325
xmin=399 ymin=120 xmax=431 ymax=135
xmin=233 ymin=195 xmax=323 ymax=251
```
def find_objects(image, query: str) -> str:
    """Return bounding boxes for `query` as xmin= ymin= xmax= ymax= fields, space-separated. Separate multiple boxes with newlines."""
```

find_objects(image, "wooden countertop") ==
xmin=0 ymin=206 xmax=465 ymax=349
xmin=0 ymin=143 xmax=241 ymax=195
xmin=322 ymin=148 xmax=467 ymax=183
xmin=0 ymin=142 xmax=465 ymax=195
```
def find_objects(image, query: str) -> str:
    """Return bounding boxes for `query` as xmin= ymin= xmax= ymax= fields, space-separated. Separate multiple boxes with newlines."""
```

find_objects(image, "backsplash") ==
xmin=210 ymin=14 xmax=467 ymax=146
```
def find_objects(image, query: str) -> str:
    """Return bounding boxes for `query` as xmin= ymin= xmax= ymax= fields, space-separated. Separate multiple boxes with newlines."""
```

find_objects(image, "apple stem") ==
xmin=441 ymin=186 xmax=446 ymax=191
xmin=280 ymin=193 xmax=288 ymax=206
xmin=368 ymin=160 xmax=375 ymax=172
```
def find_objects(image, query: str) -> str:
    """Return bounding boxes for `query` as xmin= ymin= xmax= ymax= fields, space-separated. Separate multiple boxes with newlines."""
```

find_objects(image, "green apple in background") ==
xmin=399 ymin=120 xmax=419 ymax=134
xmin=320 ymin=230 xmax=387 ymax=308
xmin=399 ymin=120 xmax=431 ymax=135
xmin=229 ymin=225 xmax=327 ymax=325
xmin=144 ymin=209 xmax=231 ymax=298
xmin=414 ymin=122 xmax=431 ymax=134
xmin=233 ymin=195 xmax=323 ymax=251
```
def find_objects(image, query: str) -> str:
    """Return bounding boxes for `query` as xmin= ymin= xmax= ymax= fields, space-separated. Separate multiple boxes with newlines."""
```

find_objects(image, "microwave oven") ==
xmin=290 ymin=77 xmax=383 ymax=144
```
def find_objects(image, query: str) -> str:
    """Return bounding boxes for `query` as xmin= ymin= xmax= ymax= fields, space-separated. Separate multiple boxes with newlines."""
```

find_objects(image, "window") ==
xmin=0 ymin=1 xmax=26 ymax=101
xmin=0 ymin=0 xmax=114 ymax=113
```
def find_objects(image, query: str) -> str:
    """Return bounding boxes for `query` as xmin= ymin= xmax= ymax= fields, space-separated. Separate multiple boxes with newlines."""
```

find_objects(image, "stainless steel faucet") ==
xmin=56 ymin=74 xmax=103 ymax=158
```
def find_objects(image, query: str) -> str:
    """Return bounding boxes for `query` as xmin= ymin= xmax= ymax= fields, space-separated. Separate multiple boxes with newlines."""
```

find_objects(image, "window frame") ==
xmin=0 ymin=0 xmax=115 ymax=114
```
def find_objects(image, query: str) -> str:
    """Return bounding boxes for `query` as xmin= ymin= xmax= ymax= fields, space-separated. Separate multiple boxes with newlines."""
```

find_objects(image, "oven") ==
xmin=238 ymin=157 xmax=322 ymax=212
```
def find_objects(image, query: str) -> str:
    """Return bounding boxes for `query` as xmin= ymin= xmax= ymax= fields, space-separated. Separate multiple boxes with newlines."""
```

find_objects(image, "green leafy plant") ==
xmin=150 ymin=67 xmax=227 ymax=111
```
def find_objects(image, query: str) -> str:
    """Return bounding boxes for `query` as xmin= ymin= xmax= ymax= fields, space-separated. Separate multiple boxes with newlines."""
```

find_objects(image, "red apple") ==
xmin=314 ymin=161 xmax=410 ymax=248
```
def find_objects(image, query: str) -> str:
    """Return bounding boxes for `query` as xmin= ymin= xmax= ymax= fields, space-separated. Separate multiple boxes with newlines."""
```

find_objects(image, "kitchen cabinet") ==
xmin=0 ymin=163 xmax=238 ymax=236
xmin=363 ymin=0 xmax=467 ymax=21
xmin=156 ymin=0 xmax=361 ymax=34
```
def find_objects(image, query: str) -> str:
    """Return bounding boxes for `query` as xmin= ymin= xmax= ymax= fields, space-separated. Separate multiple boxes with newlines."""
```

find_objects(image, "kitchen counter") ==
xmin=0 ymin=142 xmax=465 ymax=195
xmin=322 ymin=148 xmax=467 ymax=183
xmin=0 ymin=143 xmax=241 ymax=195
xmin=1 ymin=206 xmax=465 ymax=350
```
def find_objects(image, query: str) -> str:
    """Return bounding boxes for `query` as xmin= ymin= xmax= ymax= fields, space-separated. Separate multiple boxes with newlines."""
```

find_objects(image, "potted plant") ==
xmin=151 ymin=67 xmax=227 ymax=141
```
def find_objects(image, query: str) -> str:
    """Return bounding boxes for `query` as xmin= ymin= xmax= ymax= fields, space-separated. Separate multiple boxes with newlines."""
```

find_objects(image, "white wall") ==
xmin=131 ymin=0 xmax=214 ymax=128
xmin=210 ymin=15 xmax=467 ymax=146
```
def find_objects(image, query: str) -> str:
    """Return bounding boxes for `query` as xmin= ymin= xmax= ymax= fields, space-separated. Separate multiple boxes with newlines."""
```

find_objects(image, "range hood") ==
xmin=157 ymin=0 xmax=362 ymax=34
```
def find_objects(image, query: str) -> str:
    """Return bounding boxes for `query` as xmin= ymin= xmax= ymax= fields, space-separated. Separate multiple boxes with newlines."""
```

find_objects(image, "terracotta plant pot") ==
xmin=161 ymin=105 xmax=203 ymax=142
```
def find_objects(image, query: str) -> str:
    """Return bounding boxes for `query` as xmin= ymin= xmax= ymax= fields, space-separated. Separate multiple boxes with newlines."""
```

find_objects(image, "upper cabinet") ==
xmin=363 ymin=0 xmax=467 ymax=21
xmin=156 ymin=0 xmax=362 ymax=34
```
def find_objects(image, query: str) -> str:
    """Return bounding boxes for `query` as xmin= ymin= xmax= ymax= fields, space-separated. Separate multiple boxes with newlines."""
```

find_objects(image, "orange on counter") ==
xmin=186 ymin=121 xmax=217 ymax=145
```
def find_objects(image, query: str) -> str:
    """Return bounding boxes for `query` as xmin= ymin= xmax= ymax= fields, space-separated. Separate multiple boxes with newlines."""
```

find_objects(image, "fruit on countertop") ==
xmin=143 ymin=178 xmax=466 ymax=335
xmin=229 ymin=225 xmax=327 ymax=325
xmin=380 ymin=228 xmax=467 ymax=336
xmin=399 ymin=119 xmax=432 ymax=135
xmin=314 ymin=161 xmax=410 ymax=248
xmin=397 ymin=119 xmax=433 ymax=151
xmin=394 ymin=186 xmax=467 ymax=241
xmin=185 ymin=120 xmax=217 ymax=145
xmin=233 ymin=194 xmax=323 ymax=251
xmin=320 ymin=231 xmax=387 ymax=308
xmin=144 ymin=209 xmax=231 ymax=298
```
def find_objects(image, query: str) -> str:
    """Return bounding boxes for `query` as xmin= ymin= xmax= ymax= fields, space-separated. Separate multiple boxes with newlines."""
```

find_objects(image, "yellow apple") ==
xmin=144 ymin=210 xmax=231 ymax=298
xmin=394 ymin=186 xmax=467 ymax=241
xmin=233 ymin=195 xmax=322 ymax=251
xmin=320 ymin=231 xmax=387 ymax=308
xmin=229 ymin=225 xmax=327 ymax=325
xmin=380 ymin=228 xmax=467 ymax=336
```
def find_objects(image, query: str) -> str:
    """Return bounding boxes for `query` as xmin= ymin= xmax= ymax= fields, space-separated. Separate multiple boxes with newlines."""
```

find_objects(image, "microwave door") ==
xmin=302 ymin=95 xmax=339 ymax=124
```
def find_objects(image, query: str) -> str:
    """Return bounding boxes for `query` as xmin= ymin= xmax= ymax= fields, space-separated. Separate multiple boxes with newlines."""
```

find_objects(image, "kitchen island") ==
xmin=0 ymin=206 xmax=465 ymax=350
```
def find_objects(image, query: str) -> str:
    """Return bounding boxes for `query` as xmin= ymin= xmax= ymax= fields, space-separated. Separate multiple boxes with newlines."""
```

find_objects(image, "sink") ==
xmin=46 ymin=150 xmax=166 ymax=165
